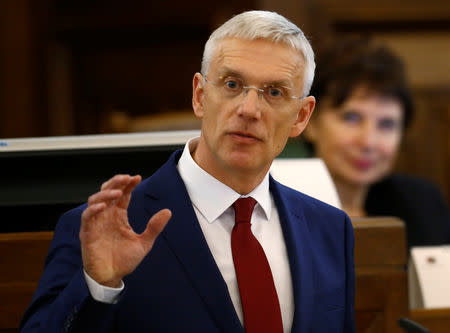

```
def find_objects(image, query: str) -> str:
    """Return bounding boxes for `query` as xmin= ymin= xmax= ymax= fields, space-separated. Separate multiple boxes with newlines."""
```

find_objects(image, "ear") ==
xmin=192 ymin=73 xmax=205 ymax=119
xmin=289 ymin=96 xmax=316 ymax=138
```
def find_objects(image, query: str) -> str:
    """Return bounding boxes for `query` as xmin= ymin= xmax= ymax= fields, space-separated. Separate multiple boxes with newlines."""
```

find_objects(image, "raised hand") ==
xmin=80 ymin=174 xmax=171 ymax=287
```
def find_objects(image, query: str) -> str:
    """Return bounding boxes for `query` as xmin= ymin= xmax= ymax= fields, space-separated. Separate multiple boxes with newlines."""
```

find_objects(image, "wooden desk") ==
xmin=410 ymin=308 xmax=450 ymax=333
xmin=0 ymin=218 xmax=417 ymax=332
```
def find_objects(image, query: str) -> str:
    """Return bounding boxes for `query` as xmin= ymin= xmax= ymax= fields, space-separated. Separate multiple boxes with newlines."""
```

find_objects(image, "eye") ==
xmin=341 ymin=111 xmax=361 ymax=124
xmin=266 ymin=86 xmax=284 ymax=98
xmin=378 ymin=118 xmax=400 ymax=131
xmin=223 ymin=79 xmax=241 ymax=91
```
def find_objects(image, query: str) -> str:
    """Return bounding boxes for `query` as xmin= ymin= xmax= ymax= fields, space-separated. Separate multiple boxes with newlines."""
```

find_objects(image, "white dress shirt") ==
xmin=85 ymin=137 xmax=294 ymax=332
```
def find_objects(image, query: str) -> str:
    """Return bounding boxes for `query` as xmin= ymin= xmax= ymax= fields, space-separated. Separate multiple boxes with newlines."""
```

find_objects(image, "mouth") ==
xmin=228 ymin=131 xmax=262 ymax=143
xmin=352 ymin=158 xmax=373 ymax=170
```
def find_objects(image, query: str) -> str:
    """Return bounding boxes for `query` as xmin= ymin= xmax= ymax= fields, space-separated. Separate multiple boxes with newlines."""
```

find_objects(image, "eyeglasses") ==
xmin=203 ymin=74 xmax=303 ymax=107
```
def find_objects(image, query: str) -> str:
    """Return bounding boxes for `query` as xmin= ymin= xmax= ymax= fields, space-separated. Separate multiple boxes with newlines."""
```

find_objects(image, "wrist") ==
xmin=84 ymin=270 xmax=124 ymax=304
xmin=84 ymin=269 xmax=122 ymax=288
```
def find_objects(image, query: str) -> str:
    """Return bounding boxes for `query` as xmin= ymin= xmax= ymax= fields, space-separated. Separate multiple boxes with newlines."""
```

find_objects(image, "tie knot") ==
xmin=233 ymin=197 xmax=257 ymax=225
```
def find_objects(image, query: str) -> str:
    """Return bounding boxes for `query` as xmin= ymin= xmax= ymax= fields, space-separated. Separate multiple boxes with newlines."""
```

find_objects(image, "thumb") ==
xmin=140 ymin=209 xmax=172 ymax=252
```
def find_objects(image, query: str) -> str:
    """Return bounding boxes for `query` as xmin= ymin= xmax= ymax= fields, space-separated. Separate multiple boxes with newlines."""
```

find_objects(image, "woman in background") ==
xmin=304 ymin=37 xmax=450 ymax=249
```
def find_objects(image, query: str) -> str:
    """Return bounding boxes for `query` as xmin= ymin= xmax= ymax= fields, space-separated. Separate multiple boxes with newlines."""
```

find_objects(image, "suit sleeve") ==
xmin=344 ymin=214 xmax=356 ymax=333
xmin=19 ymin=207 xmax=119 ymax=333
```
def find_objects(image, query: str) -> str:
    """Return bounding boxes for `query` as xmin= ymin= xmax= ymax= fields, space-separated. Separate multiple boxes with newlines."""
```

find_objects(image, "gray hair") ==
xmin=201 ymin=10 xmax=315 ymax=97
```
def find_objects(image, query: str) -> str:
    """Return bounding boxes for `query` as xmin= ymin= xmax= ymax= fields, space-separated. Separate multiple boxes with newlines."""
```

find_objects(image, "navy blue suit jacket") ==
xmin=20 ymin=150 xmax=355 ymax=332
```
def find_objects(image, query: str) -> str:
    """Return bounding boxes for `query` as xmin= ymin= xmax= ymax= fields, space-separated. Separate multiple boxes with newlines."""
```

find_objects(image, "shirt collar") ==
xmin=178 ymin=137 xmax=272 ymax=223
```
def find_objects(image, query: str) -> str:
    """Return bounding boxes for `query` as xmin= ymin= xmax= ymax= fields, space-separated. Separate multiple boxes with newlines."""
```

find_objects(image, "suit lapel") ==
xmin=270 ymin=177 xmax=314 ymax=332
xmin=136 ymin=152 xmax=315 ymax=332
xmin=141 ymin=151 xmax=243 ymax=333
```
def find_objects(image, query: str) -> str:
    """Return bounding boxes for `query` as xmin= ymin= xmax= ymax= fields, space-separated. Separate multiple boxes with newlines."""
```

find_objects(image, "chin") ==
xmin=348 ymin=172 xmax=385 ymax=187
xmin=228 ymin=159 xmax=257 ymax=171
xmin=227 ymin=154 xmax=263 ymax=172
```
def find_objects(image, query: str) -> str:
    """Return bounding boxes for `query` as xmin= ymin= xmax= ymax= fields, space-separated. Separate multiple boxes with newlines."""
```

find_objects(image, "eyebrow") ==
xmin=217 ymin=67 xmax=294 ymax=88
xmin=265 ymin=80 xmax=294 ymax=90
xmin=217 ymin=68 xmax=244 ymax=80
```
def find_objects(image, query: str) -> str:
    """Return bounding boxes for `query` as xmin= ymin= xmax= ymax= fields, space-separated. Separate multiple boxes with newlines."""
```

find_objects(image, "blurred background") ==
xmin=0 ymin=0 xmax=449 ymax=204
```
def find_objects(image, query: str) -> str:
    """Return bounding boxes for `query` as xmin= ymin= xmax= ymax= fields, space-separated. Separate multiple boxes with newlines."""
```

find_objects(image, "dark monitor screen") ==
xmin=0 ymin=130 xmax=200 ymax=232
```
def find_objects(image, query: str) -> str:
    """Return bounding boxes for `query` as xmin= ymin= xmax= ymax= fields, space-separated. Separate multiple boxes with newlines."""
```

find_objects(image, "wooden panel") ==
xmin=0 ymin=0 xmax=37 ymax=138
xmin=0 ymin=232 xmax=53 ymax=331
xmin=373 ymin=33 xmax=450 ymax=88
xmin=410 ymin=308 xmax=450 ymax=333
xmin=0 ymin=232 xmax=53 ymax=282
xmin=319 ymin=0 xmax=450 ymax=22
xmin=352 ymin=218 xmax=407 ymax=266
xmin=355 ymin=269 xmax=408 ymax=333
xmin=396 ymin=88 xmax=450 ymax=205
xmin=53 ymin=0 xmax=257 ymax=30
xmin=352 ymin=217 xmax=409 ymax=333
xmin=51 ymin=1 xmax=257 ymax=135
xmin=356 ymin=311 xmax=384 ymax=333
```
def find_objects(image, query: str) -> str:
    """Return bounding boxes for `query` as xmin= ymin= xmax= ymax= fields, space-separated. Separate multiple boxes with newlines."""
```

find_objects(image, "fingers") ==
xmin=116 ymin=175 xmax=142 ymax=209
xmin=140 ymin=209 xmax=172 ymax=252
xmin=82 ymin=188 xmax=121 ymax=225
xmin=81 ymin=202 xmax=106 ymax=221
xmin=82 ymin=174 xmax=142 ymax=223
xmin=91 ymin=174 xmax=141 ymax=207
xmin=100 ymin=174 xmax=141 ymax=192
xmin=87 ymin=189 xmax=122 ymax=206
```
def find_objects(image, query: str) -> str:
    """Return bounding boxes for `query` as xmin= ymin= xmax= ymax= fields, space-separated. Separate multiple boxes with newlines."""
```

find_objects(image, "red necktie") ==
xmin=231 ymin=197 xmax=283 ymax=333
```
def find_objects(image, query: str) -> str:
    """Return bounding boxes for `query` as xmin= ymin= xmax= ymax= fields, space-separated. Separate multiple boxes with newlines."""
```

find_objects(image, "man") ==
xmin=20 ymin=10 xmax=355 ymax=333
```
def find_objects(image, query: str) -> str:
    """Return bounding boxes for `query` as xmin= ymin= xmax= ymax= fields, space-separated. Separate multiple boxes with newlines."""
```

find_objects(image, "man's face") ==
xmin=192 ymin=38 xmax=315 ymax=184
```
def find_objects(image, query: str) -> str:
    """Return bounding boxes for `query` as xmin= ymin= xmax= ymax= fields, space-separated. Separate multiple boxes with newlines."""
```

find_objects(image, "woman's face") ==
xmin=306 ymin=87 xmax=404 ymax=187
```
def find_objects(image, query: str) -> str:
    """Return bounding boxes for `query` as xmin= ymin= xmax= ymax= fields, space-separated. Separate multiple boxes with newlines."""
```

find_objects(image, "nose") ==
xmin=243 ymin=85 xmax=264 ymax=98
xmin=358 ymin=122 xmax=378 ymax=150
xmin=236 ymin=86 xmax=263 ymax=119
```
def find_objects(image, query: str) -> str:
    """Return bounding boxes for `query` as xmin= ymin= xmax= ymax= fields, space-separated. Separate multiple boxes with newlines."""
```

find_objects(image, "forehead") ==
xmin=209 ymin=38 xmax=305 ymax=84
xmin=344 ymin=87 xmax=403 ymax=117
xmin=320 ymin=85 xmax=404 ymax=118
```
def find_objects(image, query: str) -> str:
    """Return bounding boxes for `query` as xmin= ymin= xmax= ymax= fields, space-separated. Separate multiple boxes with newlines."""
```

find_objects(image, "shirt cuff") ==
xmin=83 ymin=270 xmax=124 ymax=304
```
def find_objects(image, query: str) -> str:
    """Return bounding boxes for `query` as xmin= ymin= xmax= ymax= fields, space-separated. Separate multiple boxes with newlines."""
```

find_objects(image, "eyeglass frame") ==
xmin=201 ymin=74 xmax=305 ymax=106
